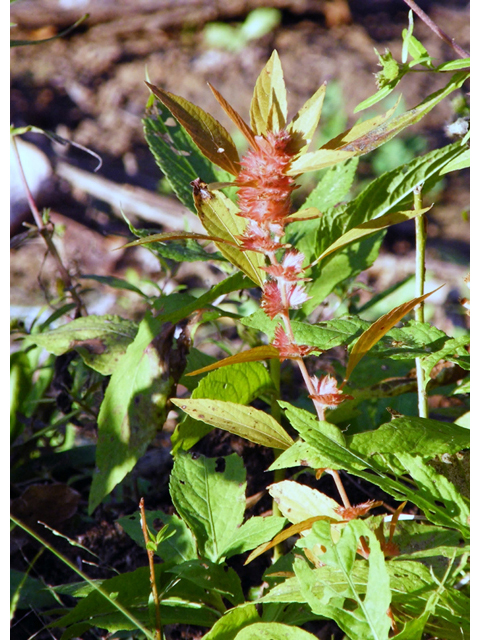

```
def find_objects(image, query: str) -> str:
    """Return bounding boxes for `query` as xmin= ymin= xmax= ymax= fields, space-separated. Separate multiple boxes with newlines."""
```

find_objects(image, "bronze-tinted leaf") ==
xmin=146 ymin=82 xmax=240 ymax=175
xmin=208 ymin=82 xmax=259 ymax=149
xmin=345 ymin=285 xmax=444 ymax=380
xmin=186 ymin=345 xmax=280 ymax=376
xmin=250 ymin=50 xmax=288 ymax=135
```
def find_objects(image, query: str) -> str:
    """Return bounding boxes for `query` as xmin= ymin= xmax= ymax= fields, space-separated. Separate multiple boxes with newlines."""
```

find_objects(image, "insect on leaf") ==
xmin=250 ymin=50 xmax=287 ymax=135
xmin=146 ymin=82 xmax=240 ymax=175
xmin=345 ymin=285 xmax=444 ymax=380
xmin=191 ymin=179 xmax=265 ymax=287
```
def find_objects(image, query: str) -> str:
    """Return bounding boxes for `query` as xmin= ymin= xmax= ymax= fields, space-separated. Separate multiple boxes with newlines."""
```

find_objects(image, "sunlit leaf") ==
xmin=250 ymin=50 xmax=287 ymax=135
xmin=146 ymin=82 xmax=240 ymax=175
xmin=191 ymin=180 xmax=265 ymax=286
xmin=171 ymin=399 xmax=294 ymax=450
xmin=186 ymin=345 xmax=280 ymax=376
xmin=345 ymin=285 xmax=444 ymax=381
xmin=310 ymin=207 xmax=431 ymax=266
xmin=287 ymin=83 xmax=326 ymax=155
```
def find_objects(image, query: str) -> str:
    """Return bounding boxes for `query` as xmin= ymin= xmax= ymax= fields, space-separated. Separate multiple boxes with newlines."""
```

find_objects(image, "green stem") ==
xmin=10 ymin=515 xmax=156 ymax=640
xmin=269 ymin=358 xmax=285 ymax=563
xmin=414 ymin=184 xmax=429 ymax=418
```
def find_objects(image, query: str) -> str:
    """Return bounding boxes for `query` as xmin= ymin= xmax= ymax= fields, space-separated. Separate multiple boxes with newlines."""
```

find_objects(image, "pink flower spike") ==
xmin=286 ymin=282 xmax=311 ymax=309
xmin=309 ymin=374 xmax=353 ymax=410
xmin=272 ymin=324 xmax=318 ymax=361
xmin=261 ymin=281 xmax=284 ymax=319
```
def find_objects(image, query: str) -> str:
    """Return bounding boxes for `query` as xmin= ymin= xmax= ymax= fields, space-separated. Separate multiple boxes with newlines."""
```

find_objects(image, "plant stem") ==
xmin=414 ymin=184 xmax=429 ymax=418
xmin=139 ymin=498 xmax=162 ymax=640
xmin=10 ymin=514 xmax=156 ymax=640
xmin=269 ymin=357 xmax=285 ymax=562
xmin=11 ymin=134 xmax=86 ymax=316
xmin=402 ymin=0 xmax=469 ymax=59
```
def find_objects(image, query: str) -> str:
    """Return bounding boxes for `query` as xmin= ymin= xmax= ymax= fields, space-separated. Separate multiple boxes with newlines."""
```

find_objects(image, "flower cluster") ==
xmin=235 ymin=131 xmax=313 ymax=356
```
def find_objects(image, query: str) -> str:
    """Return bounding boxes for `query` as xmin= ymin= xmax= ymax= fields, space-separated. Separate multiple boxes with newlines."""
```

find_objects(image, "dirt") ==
xmin=10 ymin=2 xmax=469 ymax=639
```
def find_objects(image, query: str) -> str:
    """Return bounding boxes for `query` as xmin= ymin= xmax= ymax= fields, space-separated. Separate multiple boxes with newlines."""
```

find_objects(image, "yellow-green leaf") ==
xmin=250 ymin=50 xmax=287 ymax=135
xmin=120 ymin=231 xmax=236 ymax=250
xmin=192 ymin=179 xmax=265 ymax=287
xmin=321 ymin=97 xmax=401 ymax=152
xmin=309 ymin=207 xmax=431 ymax=267
xmin=145 ymin=82 xmax=240 ymax=176
xmin=287 ymin=149 xmax=354 ymax=176
xmin=287 ymin=83 xmax=326 ymax=155
xmin=345 ymin=285 xmax=444 ymax=380
xmin=285 ymin=207 xmax=322 ymax=222
xmin=171 ymin=399 xmax=294 ymax=450
xmin=186 ymin=345 xmax=280 ymax=376
xmin=269 ymin=480 xmax=343 ymax=524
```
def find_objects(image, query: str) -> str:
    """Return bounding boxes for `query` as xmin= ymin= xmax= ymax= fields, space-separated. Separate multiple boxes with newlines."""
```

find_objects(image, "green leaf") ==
xmin=192 ymin=182 xmax=266 ymax=287
xmin=172 ymin=361 xmax=274 ymax=453
xmin=146 ymin=82 xmax=240 ymax=176
xmin=236 ymin=622 xmax=319 ymax=640
xmin=293 ymin=72 xmax=468 ymax=171
xmin=311 ymin=207 xmax=430 ymax=264
xmin=436 ymin=58 xmax=470 ymax=71
xmin=117 ymin=510 xmax=196 ymax=564
xmin=295 ymin=520 xmax=391 ymax=640
xmin=287 ymin=83 xmax=327 ymax=155
xmin=347 ymin=416 xmax=470 ymax=459
xmin=80 ymin=274 xmax=148 ymax=298
xmin=268 ymin=480 xmax=342 ymax=524
xmin=88 ymin=315 xmax=183 ymax=513
xmin=166 ymin=559 xmax=244 ymax=606
xmin=169 ymin=452 xmax=246 ymax=562
xmin=222 ymin=515 xmax=287 ymax=559
xmin=422 ymin=336 xmax=470 ymax=388
xmin=439 ymin=147 xmax=470 ymax=174
xmin=172 ymin=399 xmax=294 ymax=450
xmin=202 ymin=604 xmax=261 ymax=640
xmin=250 ymin=50 xmax=287 ymax=135
xmin=25 ymin=315 xmax=138 ymax=375
xmin=300 ymin=157 xmax=358 ymax=212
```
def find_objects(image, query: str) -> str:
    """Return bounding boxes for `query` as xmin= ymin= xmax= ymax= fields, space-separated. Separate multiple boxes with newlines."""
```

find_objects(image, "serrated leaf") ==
xmin=250 ymin=50 xmax=287 ymax=135
xmin=287 ymin=83 xmax=326 ymax=155
xmin=345 ymin=285 xmax=444 ymax=380
xmin=310 ymin=207 xmax=430 ymax=265
xmin=169 ymin=452 xmax=246 ymax=562
xmin=186 ymin=345 xmax=280 ymax=376
xmin=347 ymin=416 xmax=470 ymax=459
xmin=146 ymin=82 xmax=240 ymax=175
xmin=166 ymin=559 xmax=244 ymax=605
xmin=172 ymin=361 xmax=274 ymax=453
xmin=172 ymin=399 xmax=294 ymax=450
xmin=236 ymin=622 xmax=319 ymax=640
xmin=88 ymin=316 xmax=184 ymax=513
xmin=192 ymin=181 xmax=265 ymax=286
xmin=25 ymin=315 xmax=138 ymax=375
xmin=300 ymin=157 xmax=358 ymax=212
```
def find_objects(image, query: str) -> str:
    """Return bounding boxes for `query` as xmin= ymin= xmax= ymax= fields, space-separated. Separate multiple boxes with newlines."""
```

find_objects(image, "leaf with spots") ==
xmin=25 ymin=315 xmax=138 ymax=375
xmin=88 ymin=315 xmax=188 ymax=513
xmin=169 ymin=452 xmax=246 ymax=562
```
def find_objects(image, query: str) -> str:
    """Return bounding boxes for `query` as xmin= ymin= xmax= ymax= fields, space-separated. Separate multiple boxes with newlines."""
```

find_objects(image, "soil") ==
xmin=10 ymin=2 xmax=469 ymax=639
